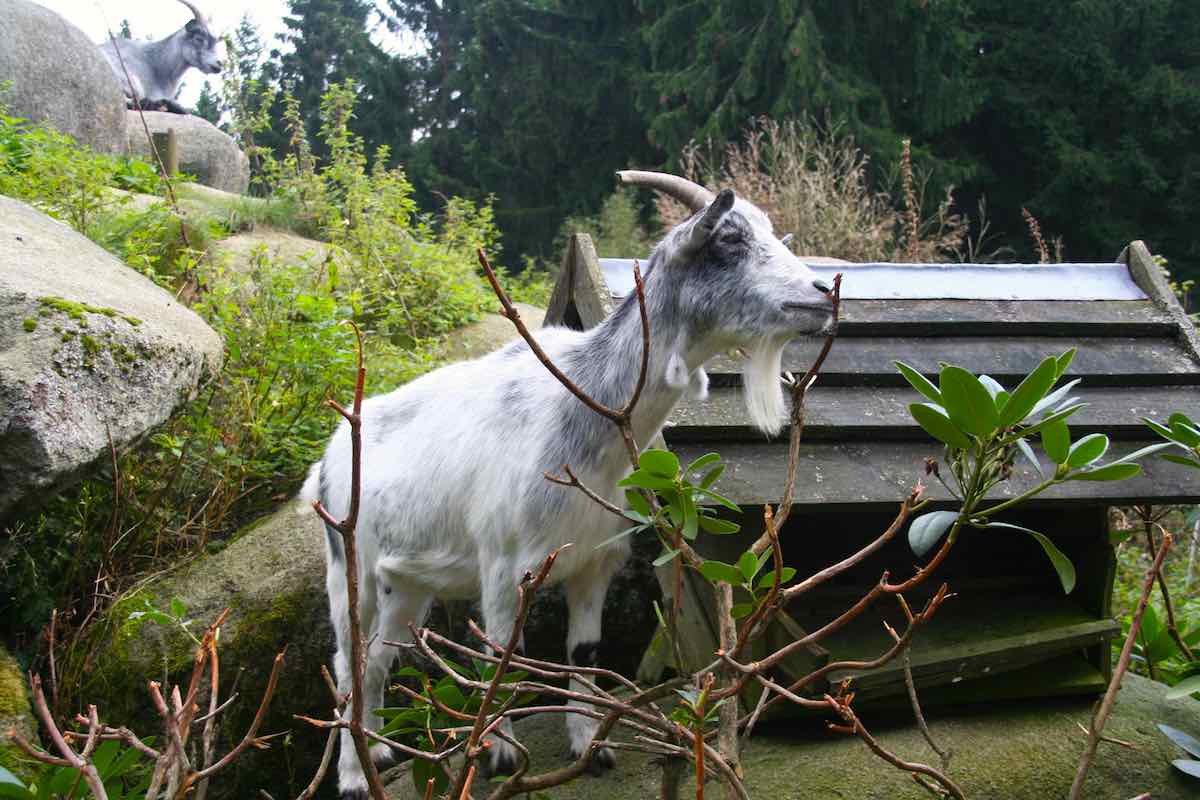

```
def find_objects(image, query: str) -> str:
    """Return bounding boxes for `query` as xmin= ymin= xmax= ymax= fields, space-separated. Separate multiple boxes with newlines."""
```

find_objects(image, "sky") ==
xmin=33 ymin=0 xmax=412 ymax=108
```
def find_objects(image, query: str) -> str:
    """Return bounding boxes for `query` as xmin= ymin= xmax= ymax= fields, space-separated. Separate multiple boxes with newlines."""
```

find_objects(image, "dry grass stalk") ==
xmin=658 ymin=117 xmax=968 ymax=263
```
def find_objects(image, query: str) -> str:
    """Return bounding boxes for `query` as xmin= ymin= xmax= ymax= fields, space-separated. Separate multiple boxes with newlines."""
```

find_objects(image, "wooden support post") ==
xmin=152 ymin=129 xmax=179 ymax=176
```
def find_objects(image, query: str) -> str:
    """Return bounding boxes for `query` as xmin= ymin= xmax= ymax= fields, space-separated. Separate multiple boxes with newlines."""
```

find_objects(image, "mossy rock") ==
xmin=437 ymin=302 xmax=546 ymax=362
xmin=386 ymin=673 xmax=1200 ymax=799
xmin=61 ymin=502 xmax=334 ymax=798
xmin=0 ymin=647 xmax=34 ymax=780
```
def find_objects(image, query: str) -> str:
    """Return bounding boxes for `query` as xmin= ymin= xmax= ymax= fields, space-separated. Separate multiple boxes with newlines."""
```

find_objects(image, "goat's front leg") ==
xmin=479 ymin=559 xmax=525 ymax=775
xmin=564 ymin=560 xmax=620 ymax=773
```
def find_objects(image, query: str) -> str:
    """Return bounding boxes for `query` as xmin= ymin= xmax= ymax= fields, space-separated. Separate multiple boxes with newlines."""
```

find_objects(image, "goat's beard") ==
xmin=742 ymin=337 xmax=790 ymax=436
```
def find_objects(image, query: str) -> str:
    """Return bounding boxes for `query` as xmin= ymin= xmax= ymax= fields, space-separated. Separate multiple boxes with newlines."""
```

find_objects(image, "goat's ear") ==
xmin=682 ymin=188 xmax=735 ymax=253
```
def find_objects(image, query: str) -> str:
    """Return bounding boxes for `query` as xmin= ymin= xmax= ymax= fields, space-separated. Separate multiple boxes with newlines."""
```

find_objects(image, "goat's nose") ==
xmin=812 ymin=279 xmax=832 ymax=295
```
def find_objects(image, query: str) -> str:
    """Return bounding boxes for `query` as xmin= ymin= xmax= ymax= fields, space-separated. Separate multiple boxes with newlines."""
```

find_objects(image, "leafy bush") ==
xmin=0 ymin=82 xmax=515 ymax=660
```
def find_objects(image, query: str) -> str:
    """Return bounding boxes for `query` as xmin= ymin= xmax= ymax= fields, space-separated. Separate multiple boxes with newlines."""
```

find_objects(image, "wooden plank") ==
xmin=671 ymin=440 xmax=1200 ymax=507
xmin=784 ymin=591 xmax=1117 ymax=699
xmin=835 ymin=299 xmax=1176 ymax=337
xmin=666 ymin=386 xmax=1197 ymax=441
xmin=705 ymin=336 xmax=1200 ymax=385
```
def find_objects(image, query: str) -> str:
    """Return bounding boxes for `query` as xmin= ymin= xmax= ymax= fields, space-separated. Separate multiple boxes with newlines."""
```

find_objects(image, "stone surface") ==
xmin=0 ymin=196 xmax=223 ymax=519
xmin=0 ymin=646 xmax=33 ymax=780
xmin=386 ymin=673 xmax=1200 ymax=800
xmin=125 ymin=111 xmax=250 ymax=194
xmin=208 ymin=229 xmax=346 ymax=277
xmin=0 ymin=0 xmax=127 ymax=154
xmin=437 ymin=302 xmax=546 ymax=362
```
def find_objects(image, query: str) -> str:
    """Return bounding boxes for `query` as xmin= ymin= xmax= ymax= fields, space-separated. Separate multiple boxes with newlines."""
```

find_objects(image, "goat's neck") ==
xmin=572 ymin=283 xmax=719 ymax=453
xmin=142 ymin=31 xmax=192 ymax=92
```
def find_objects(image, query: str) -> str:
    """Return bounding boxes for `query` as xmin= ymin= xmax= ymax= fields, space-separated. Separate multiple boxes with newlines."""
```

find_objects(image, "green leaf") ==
xmin=939 ymin=365 xmax=1000 ymax=436
xmin=698 ymin=516 xmax=740 ymax=535
xmin=1170 ymin=758 xmax=1200 ymax=779
xmin=1170 ymin=419 xmax=1200 ymax=448
xmin=653 ymin=548 xmax=681 ymax=567
xmin=1055 ymin=348 xmax=1076 ymax=378
xmin=1144 ymin=417 xmax=1177 ymax=441
xmin=618 ymin=471 xmax=675 ymax=491
xmin=909 ymin=403 xmax=972 ymax=449
xmin=681 ymin=491 xmax=698 ymax=541
xmin=1066 ymin=433 xmax=1109 ymax=468
xmin=977 ymin=374 xmax=1006 ymax=400
xmin=700 ymin=463 xmax=725 ymax=489
xmin=640 ymin=449 xmax=680 ymax=478
xmin=1163 ymin=454 xmax=1200 ymax=469
xmin=699 ymin=561 xmax=744 ymax=585
xmin=894 ymin=361 xmax=942 ymax=404
xmin=908 ymin=511 xmax=959 ymax=558
xmin=1166 ymin=675 xmax=1200 ymax=700
xmin=169 ymin=597 xmax=187 ymax=619
xmin=986 ymin=522 xmax=1076 ymax=593
xmin=1168 ymin=411 xmax=1198 ymax=432
xmin=596 ymin=524 xmax=647 ymax=548
xmin=1015 ymin=437 xmax=1044 ymax=478
xmin=1069 ymin=462 xmax=1142 ymax=482
xmin=999 ymin=356 xmax=1058 ymax=426
xmin=1028 ymin=378 xmax=1082 ymax=419
xmin=0 ymin=768 xmax=25 ymax=789
xmin=695 ymin=487 xmax=740 ymax=512
xmin=1040 ymin=418 xmax=1071 ymax=465
xmin=685 ymin=452 xmax=721 ymax=475
xmin=756 ymin=567 xmax=797 ymax=589
xmin=1013 ymin=403 xmax=1086 ymax=445
xmin=1109 ymin=442 xmax=1174 ymax=465
xmin=1159 ymin=723 xmax=1200 ymax=759
xmin=738 ymin=551 xmax=759 ymax=582
xmin=730 ymin=603 xmax=756 ymax=620
xmin=625 ymin=490 xmax=651 ymax=518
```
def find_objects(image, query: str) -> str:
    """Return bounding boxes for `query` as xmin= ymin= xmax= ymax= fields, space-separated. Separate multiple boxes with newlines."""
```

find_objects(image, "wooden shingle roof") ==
xmin=554 ymin=237 xmax=1200 ymax=510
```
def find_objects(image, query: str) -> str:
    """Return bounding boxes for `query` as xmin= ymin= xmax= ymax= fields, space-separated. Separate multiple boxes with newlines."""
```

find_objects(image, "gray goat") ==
xmin=98 ymin=0 xmax=221 ymax=115
xmin=301 ymin=171 xmax=834 ymax=798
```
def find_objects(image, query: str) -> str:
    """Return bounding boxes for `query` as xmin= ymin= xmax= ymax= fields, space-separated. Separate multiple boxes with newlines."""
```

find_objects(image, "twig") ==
xmin=310 ymin=322 xmax=387 ymax=800
xmin=892 ymin=595 xmax=950 ymax=771
xmin=1137 ymin=506 xmax=1194 ymax=661
xmin=1069 ymin=533 xmax=1172 ymax=799
xmin=17 ymin=675 xmax=109 ymax=799
xmin=826 ymin=698 xmax=965 ymax=800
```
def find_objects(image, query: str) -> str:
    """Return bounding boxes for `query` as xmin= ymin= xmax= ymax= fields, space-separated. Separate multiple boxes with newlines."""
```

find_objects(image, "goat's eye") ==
xmin=719 ymin=231 xmax=744 ymax=245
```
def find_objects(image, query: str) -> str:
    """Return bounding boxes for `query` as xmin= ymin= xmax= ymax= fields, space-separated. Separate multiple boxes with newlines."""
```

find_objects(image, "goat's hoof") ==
xmin=581 ymin=745 xmax=616 ymax=775
xmin=339 ymin=789 xmax=369 ymax=800
xmin=488 ymin=749 xmax=519 ymax=777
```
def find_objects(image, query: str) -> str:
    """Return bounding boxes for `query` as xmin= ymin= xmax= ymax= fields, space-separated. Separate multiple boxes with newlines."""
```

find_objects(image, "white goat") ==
xmin=98 ymin=0 xmax=221 ymax=115
xmin=300 ymin=172 xmax=834 ymax=798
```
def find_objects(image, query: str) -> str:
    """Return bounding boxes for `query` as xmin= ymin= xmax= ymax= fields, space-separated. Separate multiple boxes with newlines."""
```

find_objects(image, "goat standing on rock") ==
xmin=301 ymin=171 xmax=835 ymax=798
xmin=98 ymin=0 xmax=221 ymax=115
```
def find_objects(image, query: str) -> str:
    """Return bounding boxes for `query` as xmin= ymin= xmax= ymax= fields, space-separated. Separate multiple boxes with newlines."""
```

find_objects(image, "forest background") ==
xmin=177 ymin=0 xmax=1199 ymax=293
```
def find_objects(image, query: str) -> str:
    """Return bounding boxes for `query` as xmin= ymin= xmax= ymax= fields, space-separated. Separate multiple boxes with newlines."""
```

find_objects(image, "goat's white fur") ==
xmin=302 ymin=183 xmax=831 ymax=798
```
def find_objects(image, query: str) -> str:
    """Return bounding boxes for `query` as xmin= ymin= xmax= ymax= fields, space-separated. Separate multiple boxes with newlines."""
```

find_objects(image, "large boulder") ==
xmin=0 ymin=196 xmax=223 ymax=519
xmin=387 ymin=673 xmax=1200 ymax=800
xmin=125 ymin=112 xmax=250 ymax=194
xmin=0 ymin=0 xmax=127 ymax=154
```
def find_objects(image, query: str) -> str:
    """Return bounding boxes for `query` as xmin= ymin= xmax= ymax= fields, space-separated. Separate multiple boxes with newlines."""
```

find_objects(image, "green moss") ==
xmin=81 ymin=334 xmax=101 ymax=357
xmin=21 ymin=318 xmax=36 ymax=332
xmin=0 ymin=650 xmax=28 ymax=718
xmin=38 ymin=296 xmax=142 ymax=327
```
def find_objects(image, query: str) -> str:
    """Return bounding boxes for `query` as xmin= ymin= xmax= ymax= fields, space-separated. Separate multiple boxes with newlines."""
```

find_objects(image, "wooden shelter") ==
xmin=546 ymin=235 xmax=1200 ymax=707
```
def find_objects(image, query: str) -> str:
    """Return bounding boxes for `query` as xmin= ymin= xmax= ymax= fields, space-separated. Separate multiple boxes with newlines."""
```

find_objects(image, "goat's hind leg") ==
xmin=564 ymin=560 xmax=619 ymax=773
xmin=478 ymin=563 xmax=527 ymax=776
xmin=364 ymin=576 xmax=433 ymax=772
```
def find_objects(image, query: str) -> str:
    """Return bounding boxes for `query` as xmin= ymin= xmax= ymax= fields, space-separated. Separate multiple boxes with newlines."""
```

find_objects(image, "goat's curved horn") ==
xmin=617 ymin=170 xmax=715 ymax=212
xmin=176 ymin=0 xmax=209 ymax=28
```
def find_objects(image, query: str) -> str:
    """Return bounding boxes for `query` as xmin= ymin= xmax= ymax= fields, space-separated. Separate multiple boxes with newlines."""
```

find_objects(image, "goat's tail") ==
xmin=299 ymin=460 xmax=345 ymax=563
